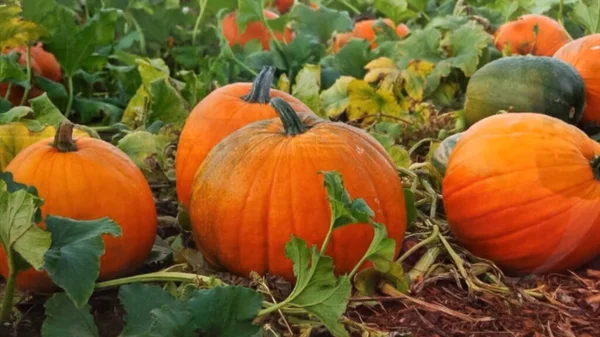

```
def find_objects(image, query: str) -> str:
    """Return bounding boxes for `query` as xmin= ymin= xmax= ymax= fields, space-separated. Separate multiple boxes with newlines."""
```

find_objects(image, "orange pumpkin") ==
xmin=222 ymin=9 xmax=294 ymax=50
xmin=493 ymin=14 xmax=571 ymax=56
xmin=175 ymin=66 xmax=311 ymax=209
xmin=0 ymin=43 xmax=62 ymax=106
xmin=442 ymin=113 xmax=600 ymax=275
xmin=554 ymin=34 xmax=600 ymax=124
xmin=189 ymin=98 xmax=407 ymax=282
xmin=0 ymin=121 xmax=157 ymax=292
xmin=332 ymin=19 xmax=409 ymax=52
xmin=275 ymin=0 xmax=294 ymax=13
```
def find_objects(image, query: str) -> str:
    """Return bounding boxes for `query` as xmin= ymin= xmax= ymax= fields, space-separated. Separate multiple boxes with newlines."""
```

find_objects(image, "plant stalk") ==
xmin=397 ymin=225 xmax=439 ymax=263
xmin=192 ymin=0 xmax=208 ymax=45
xmin=3 ymin=83 xmax=12 ymax=100
xmin=408 ymin=246 xmax=441 ymax=281
xmin=19 ymin=45 xmax=32 ymax=106
xmin=65 ymin=75 xmax=74 ymax=117
xmin=95 ymin=271 xmax=217 ymax=290
xmin=0 ymin=251 xmax=16 ymax=323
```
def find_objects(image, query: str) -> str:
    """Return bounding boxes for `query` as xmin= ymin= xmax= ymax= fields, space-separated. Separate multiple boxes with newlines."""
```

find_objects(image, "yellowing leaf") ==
xmin=277 ymin=73 xmax=290 ymax=93
xmin=347 ymin=79 xmax=404 ymax=126
xmin=401 ymin=60 xmax=434 ymax=101
xmin=0 ymin=5 xmax=46 ymax=51
xmin=292 ymin=64 xmax=322 ymax=117
xmin=364 ymin=57 xmax=398 ymax=83
xmin=388 ymin=145 xmax=412 ymax=169
xmin=321 ymin=76 xmax=353 ymax=119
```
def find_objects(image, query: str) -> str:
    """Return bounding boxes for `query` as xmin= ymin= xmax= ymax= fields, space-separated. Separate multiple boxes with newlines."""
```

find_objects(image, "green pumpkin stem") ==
xmin=52 ymin=120 xmax=77 ymax=152
xmin=591 ymin=155 xmax=600 ymax=180
xmin=270 ymin=97 xmax=307 ymax=136
xmin=242 ymin=66 xmax=275 ymax=104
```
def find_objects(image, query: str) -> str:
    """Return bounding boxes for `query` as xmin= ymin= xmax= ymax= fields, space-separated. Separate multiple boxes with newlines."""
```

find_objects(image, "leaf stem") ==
xmin=125 ymin=11 xmax=146 ymax=54
xmin=397 ymin=225 xmax=439 ymax=263
xmin=261 ymin=12 xmax=285 ymax=53
xmin=336 ymin=0 xmax=360 ymax=14
xmin=192 ymin=0 xmax=208 ymax=46
xmin=3 ymin=83 xmax=12 ymax=100
xmin=65 ymin=75 xmax=74 ymax=117
xmin=0 ymin=250 xmax=17 ymax=324
xmin=19 ymin=45 xmax=32 ymax=106
xmin=94 ymin=271 xmax=218 ymax=290
xmin=408 ymin=246 xmax=441 ymax=281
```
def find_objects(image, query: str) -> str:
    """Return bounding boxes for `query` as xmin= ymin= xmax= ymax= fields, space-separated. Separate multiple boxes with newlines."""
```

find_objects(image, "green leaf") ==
xmin=188 ymin=286 xmax=263 ymax=337
xmin=148 ymin=301 xmax=196 ymax=337
xmin=346 ymin=79 xmax=404 ymax=124
xmin=290 ymin=4 xmax=353 ymax=43
xmin=388 ymin=145 xmax=412 ymax=169
xmin=292 ymin=64 xmax=322 ymax=117
xmin=28 ymin=94 xmax=68 ymax=129
xmin=41 ymin=293 xmax=99 ymax=337
xmin=0 ymin=52 xmax=28 ymax=88
xmin=321 ymin=171 xmax=374 ymax=229
xmin=116 ymin=130 xmax=171 ymax=183
xmin=0 ymin=174 xmax=49 ymax=271
xmin=119 ymin=283 xmax=177 ymax=337
xmin=374 ymin=0 xmax=409 ymax=24
xmin=34 ymin=76 xmax=69 ymax=111
xmin=285 ymin=237 xmax=351 ymax=337
xmin=333 ymin=39 xmax=374 ymax=78
xmin=572 ymin=0 xmax=600 ymax=34
xmin=43 ymin=216 xmax=122 ymax=308
xmin=43 ymin=8 xmax=120 ymax=76
xmin=148 ymin=78 xmax=189 ymax=127
xmin=320 ymin=75 xmax=352 ymax=119
xmin=0 ymin=106 xmax=32 ymax=124
xmin=237 ymin=0 xmax=265 ymax=32
xmin=360 ymin=222 xmax=396 ymax=267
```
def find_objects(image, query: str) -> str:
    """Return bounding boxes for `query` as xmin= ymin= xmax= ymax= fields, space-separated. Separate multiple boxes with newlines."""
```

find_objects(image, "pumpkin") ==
xmin=188 ymin=98 xmax=407 ymax=282
xmin=274 ymin=0 xmax=293 ymax=13
xmin=431 ymin=132 xmax=462 ymax=177
xmin=493 ymin=14 xmax=571 ymax=56
xmin=333 ymin=19 xmax=409 ymax=52
xmin=0 ymin=122 xmax=90 ymax=170
xmin=222 ymin=9 xmax=294 ymax=50
xmin=553 ymin=34 xmax=600 ymax=125
xmin=0 ymin=120 xmax=157 ymax=292
xmin=442 ymin=113 xmax=600 ymax=275
xmin=463 ymin=55 xmax=585 ymax=127
xmin=0 ymin=43 xmax=62 ymax=106
xmin=175 ymin=66 xmax=312 ymax=209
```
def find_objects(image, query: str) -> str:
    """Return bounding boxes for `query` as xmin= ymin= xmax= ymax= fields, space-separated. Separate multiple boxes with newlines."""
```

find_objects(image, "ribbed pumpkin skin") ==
xmin=222 ymin=10 xmax=293 ymax=50
xmin=494 ymin=14 xmax=571 ymax=56
xmin=443 ymin=113 xmax=600 ymax=275
xmin=189 ymin=113 xmax=407 ymax=281
xmin=554 ymin=34 xmax=600 ymax=124
xmin=175 ymin=82 xmax=311 ymax=209
xmin=0 ymin=135 xmax=157 ymax=292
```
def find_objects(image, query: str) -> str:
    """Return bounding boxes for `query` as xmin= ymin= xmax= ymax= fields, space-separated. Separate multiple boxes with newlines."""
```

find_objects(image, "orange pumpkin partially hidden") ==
xmin=0 ymin=121 xmax=157 ymax=292
xmin=222 ymin=9 xmax=294 ymax=50
xmin=333 ymin=19 xmax=410 ymax=52
xmin=442 ymin=113 xmax=600 ymax=275
xmin=175 ymin=66 xmax=312 ymax=209
xmin=0 ymin=43 xmax=62 ymax=106
xmin=554 ymin=34 xmax=600 ymax=125
xmin=494 ymin=14 xmax=571 ymax=56
xmin=189 ymin=98 xmax=407 ymax=282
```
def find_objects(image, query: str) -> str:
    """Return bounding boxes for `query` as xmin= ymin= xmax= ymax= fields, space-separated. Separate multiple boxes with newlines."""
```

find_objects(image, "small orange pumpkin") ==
xmin=275 ymin=0 xmax=294 ymax=13
xmin=332 ymin=19 xmax=409 ymax=52
xmin=222 ymin=9 xmax=294 ymax=50
xmin=443 ymin=113 xmax=600 ymax=275
xmin=0 ymin=43 xmax=62 ymax=106
xmin=493 ymin=14 xmax=571 ymax=56
xmin=554 ymin=34 xmax=600 ymax=124
xmin=189 ymin=98 xmax=407 ymax=282
xmin=0 ymin=121 xmax=157 ymax=292
xmin=175 ymin=66 xmax=311 ymax=209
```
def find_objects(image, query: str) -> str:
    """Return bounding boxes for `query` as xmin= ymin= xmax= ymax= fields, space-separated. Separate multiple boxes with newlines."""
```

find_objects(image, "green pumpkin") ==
xmin=463 ymin=55 xmax=586 ymax=127
xmin=432 ymin=132 xmax=462 ymax=176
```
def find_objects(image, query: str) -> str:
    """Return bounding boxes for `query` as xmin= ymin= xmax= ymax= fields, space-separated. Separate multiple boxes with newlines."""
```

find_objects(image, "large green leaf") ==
xmin=41 ymin=293 xmax=99 ymax=337
xmin=290 ymin=4 xmax=354 ymax=43
xmin=43 ymin=216 xmax=122 ymax=308
xmin=119 ymin=283 xmax=177 ymax=337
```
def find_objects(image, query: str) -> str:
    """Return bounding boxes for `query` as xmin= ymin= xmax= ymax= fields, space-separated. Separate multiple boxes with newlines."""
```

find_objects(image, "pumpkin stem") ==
xmin=591 ymin=155 xmax=600 ymax=180
xmin=242 ymin=66 xmax=275 ymax=104
xmin=270 ymin=98 xmax=307 ymax=136
xmin=52 ymin=120 xmax=77 ymax=152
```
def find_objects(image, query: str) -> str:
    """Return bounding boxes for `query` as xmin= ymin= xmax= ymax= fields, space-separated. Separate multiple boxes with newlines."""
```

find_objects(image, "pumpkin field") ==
xmin=2 ymin=0 xmax=600 ymax=336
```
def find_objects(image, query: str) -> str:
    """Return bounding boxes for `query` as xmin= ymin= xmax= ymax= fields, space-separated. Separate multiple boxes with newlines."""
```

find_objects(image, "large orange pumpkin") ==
xmin=554 ymin=34 xmax=600 ymax=124
xmin=493 ymin=14 xmax=571 ymax=56
xmin=0 ymin=121 xmax=157 ymax=292
xmin=188 ymin=98 xmax=407 ymax=282
xmin=175 ymin=66 xmax=311 ymax=209
xmin=0 ymin=43 xmax=62 ymax=106
xmin=222 ymin=9 xmax=294 ymax=50
xmin=442 ymin=113 xmax=600 ymax=275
